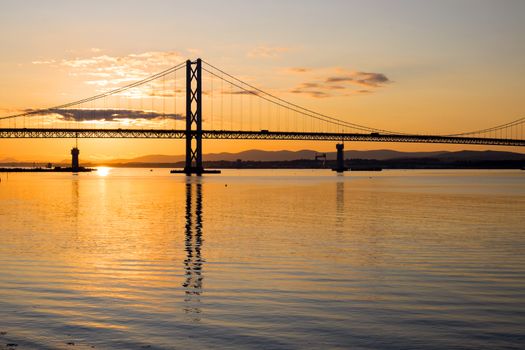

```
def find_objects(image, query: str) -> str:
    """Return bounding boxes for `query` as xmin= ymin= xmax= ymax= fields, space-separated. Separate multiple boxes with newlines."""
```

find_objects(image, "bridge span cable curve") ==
xmin=203 ymin=60 xmax=525 ymax=140
xmin=445 ymin=117 xmax=525 ymax=138
xmin=203 ymin=67 xmax=381 ymax=134
xmin=1 ymin=56 xmax=523 ymax=142
xmin=0 ymin=61 xmax=187 ymax=121
xmin=201 ymin=60 xmax=409 ymax=135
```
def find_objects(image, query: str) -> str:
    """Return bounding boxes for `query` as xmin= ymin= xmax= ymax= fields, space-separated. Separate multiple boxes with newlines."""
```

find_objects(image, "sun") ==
xmin=96 ymin=166 xmax=111 ymax=177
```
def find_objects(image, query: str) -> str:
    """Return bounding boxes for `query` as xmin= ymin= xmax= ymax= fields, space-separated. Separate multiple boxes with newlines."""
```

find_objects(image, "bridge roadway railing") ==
xmin=0 ymin=128 xmax=524 ymax=147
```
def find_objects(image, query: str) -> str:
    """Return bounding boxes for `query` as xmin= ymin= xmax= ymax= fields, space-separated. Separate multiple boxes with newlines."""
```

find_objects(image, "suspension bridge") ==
xmin=1 ymin=58 xmax=524 ymax=175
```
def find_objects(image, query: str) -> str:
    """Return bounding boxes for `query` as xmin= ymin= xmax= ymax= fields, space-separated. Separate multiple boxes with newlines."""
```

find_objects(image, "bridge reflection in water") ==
xmin=182 ymin=179 xmax=204 ymax=319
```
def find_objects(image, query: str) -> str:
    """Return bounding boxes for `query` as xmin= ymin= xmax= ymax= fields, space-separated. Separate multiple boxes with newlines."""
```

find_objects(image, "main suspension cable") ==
xmin=1 ymin=61 xmax=186 ymax=121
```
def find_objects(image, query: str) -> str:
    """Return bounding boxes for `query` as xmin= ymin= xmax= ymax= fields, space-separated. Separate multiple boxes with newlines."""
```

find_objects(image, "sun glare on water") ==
xmin=96 ymin=166 xmax=111 ymax=177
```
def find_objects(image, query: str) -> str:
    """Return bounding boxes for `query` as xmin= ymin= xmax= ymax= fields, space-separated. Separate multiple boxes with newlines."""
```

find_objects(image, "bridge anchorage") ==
xmin=171 ymin=59 xmax=220 ymax=176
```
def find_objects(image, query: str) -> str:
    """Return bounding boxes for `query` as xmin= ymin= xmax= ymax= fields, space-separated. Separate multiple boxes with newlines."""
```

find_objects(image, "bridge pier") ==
xmin=171 ymin=59 xmax=220 ymax=176
xmin=331 ymin=143 xmax=349 ymax=173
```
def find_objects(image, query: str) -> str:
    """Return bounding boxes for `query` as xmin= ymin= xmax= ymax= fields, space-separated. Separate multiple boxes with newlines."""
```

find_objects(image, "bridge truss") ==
xmin=0 ymin=128 xmax=523 ymax=147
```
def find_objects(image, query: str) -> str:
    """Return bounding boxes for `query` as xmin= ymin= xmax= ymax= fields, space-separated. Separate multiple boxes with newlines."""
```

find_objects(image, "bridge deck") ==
xmin=0 ymin=128 xmax=524 ymax=146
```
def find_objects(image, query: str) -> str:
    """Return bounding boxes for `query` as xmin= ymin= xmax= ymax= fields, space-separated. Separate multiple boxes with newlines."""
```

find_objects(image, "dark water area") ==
xmin=0 ymin=169 xmax=524 ymax=349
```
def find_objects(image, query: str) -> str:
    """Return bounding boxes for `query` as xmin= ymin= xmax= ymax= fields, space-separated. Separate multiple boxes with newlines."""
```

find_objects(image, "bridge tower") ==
xmin=172 ymin=59 xmax=220 ymax=176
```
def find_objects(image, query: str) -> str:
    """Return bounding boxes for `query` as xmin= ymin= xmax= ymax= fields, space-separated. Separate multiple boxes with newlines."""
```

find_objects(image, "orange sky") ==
xmin=1 ymin=0 xmax=524 ymax=162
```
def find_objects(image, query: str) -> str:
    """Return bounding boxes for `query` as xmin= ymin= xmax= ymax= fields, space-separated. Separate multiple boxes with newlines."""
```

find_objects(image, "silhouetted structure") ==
xmin=1 ymin=57 xmax=524 ymax=176
xmin=171 ymin=59 xmax=220 ymax=176
xmin=315 ymin=153 xmax=327 ymax=167
xmin=332 ymin=143 xmax=349 ymax=173
xmin=71 ymin=147 xmax=80 ymax=172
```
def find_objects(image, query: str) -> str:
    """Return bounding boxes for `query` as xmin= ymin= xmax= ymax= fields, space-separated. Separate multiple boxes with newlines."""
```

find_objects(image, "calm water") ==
xmin=0 ymin=169 xmax=524 ymax=349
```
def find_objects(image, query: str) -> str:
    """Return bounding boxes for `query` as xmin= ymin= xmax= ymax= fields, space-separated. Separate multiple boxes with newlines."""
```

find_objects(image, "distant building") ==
xmin=71 ymin=147 xmax=79 ymax=171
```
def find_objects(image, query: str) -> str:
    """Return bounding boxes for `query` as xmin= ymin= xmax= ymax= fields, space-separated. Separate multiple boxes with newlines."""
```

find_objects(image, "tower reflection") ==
xmin=336 ymin=178 xmax=345 ymax=227
xmin=71 ymin=178 xmax=80 ymax=238
xmin=182 ymin=179 xmax=204 ymax=319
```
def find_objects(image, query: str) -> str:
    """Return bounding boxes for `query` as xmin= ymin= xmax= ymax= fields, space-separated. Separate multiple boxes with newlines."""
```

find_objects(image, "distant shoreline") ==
xmin=3 ymin=159 xmax=522 ymax=170
xmin=103 ymin=158 xmax=525 ymax=170
xmin=2 ymin=149 xmax=524 ymax=170
xmin=3 ymin=149 xmax=525 ymax=171
xmin=0 ymin=167 xmax=95 ymax=173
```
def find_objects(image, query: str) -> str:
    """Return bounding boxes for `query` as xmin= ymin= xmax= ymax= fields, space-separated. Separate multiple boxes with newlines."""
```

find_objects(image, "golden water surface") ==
xmin=0 ymin=169 xmax=524 ymax=349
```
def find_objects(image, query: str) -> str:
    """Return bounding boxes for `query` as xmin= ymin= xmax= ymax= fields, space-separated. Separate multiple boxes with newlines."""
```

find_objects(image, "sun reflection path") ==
xmin=96 ymin=166 xmax=111 ymax=177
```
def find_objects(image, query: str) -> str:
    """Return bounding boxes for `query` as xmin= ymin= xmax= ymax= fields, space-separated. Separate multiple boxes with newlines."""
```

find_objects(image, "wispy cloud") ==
xmin=220 ymin=90 xmax=259 ymax=96
xmin=290 ymin=88 xmax=330 ymax=99
xmin=26 ymin=108 xmax=184 ymax=123
xmin=32 ymin=59 xmax=56 ymax=65
xmin=248 ymin=45 xmax=292 ymax=58
xmin=287 ymin=67 xmax=311 ymax=73
xmin=285 ymin=67 xmax=391 ymax=98
xmin=325 ymin=72 xmax=390 ymax=87
xmin=33 ymin=51 xmax=185 ymax=87
xmin=148 ymin=87 xmax=184 ymax=98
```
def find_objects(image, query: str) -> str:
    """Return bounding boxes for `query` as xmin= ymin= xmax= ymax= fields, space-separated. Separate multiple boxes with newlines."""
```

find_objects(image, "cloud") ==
xmin=325 ymin=85 xmax=346 ymax=90
xmin=220 ymin=90 xmax=259 ymax=96
xmin=61 ymin=51 xmax=184 ymax=72
xmin=287 ymin=67 xmax=311 ymax=73
xmin=286 ymin=67 xmax=391 ymax=98
xmin=288 ymin=82 xmax=330 ymax=98
xmin=290 ymin=89 xmax=330 ymax=99
xmin=32 ymin=59 xmax=56 ymax=65
xmin=299 ymin=82 xmax=320 ymax=89
xmin=26 ymin=108 xmax=184 ymax=122
xmin=33 ymin=51 xmax=185 ymax=87
xmin=248 ymin=45 xmax=292 ymax=58
xmin=148 ymin=87 xmax=184 ymax=98
xmin=325 ymin=72 xmax=390 ymax=87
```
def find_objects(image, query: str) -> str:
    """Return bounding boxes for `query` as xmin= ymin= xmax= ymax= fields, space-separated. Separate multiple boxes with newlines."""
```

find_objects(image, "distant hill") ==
xmin=107 ymin=150 xmax=319 ymax=163
xmin=109 ymin=154 xmax=183 ymax=164
xmin=2 ymin=149 xmax=524 ymax=167
xmin=344 ymin=150 xmax=449 ymax=160
xmin=98 ymin=149 xmax=525 ymax=164
xmin=433 ymin=150 xmax=525 ymax=161
xmin=0 ymin=157 xmax=18 ymax=163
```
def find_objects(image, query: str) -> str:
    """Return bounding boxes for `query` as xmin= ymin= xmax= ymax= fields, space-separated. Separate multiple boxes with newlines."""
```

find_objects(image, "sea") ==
xmin=0 ymin=168 xmax=524 ymax=349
